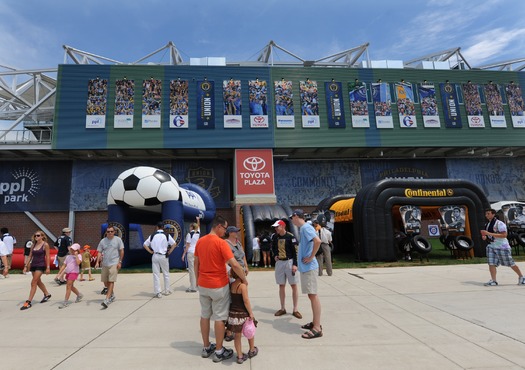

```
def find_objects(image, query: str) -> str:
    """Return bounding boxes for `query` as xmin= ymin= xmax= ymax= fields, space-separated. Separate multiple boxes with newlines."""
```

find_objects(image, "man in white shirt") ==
xmin=143 ymin=222 xmax=177 ymax=298
xmin=0 ymin=239 xmax=9 ymax=278
xmin=1 ymin=227 xmax=16 ymax=273
xmin=182 ymin=217 xmax=200 ymax=293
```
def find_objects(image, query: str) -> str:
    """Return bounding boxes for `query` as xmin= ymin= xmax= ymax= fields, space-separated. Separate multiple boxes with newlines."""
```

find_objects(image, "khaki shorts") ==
xmin=199 ymin=284 xmax=231 ymax=321
xmin=101 ymin=264 xmax=119 ymax=283
xmin=300 ymin=269 xmax=318 ymax=295
xmin=275 ymin=259 xmax=298 ymax=285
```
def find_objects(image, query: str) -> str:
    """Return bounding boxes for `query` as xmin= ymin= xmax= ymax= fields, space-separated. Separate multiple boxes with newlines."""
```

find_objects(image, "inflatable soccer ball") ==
xmin=108 ymin=166 xmax=180 ymax=208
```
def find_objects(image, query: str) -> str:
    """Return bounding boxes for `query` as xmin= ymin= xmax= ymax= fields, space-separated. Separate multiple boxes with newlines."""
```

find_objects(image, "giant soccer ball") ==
xmin=107 ymin=166 xmax=180 ymax=208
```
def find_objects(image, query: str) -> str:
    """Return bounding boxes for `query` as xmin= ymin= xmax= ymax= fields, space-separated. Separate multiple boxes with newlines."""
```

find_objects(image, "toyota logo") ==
xmin=243 ymin=157 xmax=266 ymax=171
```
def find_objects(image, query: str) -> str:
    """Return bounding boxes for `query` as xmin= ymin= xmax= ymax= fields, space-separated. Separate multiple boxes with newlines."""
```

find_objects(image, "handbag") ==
xmin=242 ymin=318 xmax=256 ymax=339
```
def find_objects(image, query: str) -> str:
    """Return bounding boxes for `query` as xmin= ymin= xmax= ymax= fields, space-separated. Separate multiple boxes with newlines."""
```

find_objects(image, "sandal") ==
xmin=236 ymin=353 xmax=248 ymax=364
xmin=20 ymin=300 xmax=32 ymax=310
xmin=40 ymin=294 xmax=51 ymax=303
xmin=301 ymin=322 xmax=313 ymax=330
xmin=248 ymin=346 xmax=258 ymax=358
xmin=302 ymin=328 xmax=323 ymax=339
xmin=224 ymin=333 xmax=234 ymax=342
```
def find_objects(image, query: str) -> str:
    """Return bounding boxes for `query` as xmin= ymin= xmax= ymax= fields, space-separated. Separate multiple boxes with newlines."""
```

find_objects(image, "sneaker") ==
xmin=109 ymin=294 xmax=115 ymax=303
xmin=484 ymin=280 xmax=498 ymax=286
xmin=75 ymin=293 xmax=84 ymax=303
xmin=201 ymin=343 xmax=216 ymax=358
xmin=20 ymin=300 xmax=32 ymax=310
xmin=155 ymin=292 xmax=163 ymax=298
xmin=236 ymin=353 xmax=249 ymax=364
xmin=162 ymin=290 xmax=172 ymax=296
xmin=101 ymin=287 xmax=108 ymax=295
xmin=212 ymin=347 xmax=234 ymax=363
xmin=101 ymin=299 xmax=110 ymax=309
xmin=185 ymin=288 xmax=197 ymax=293
xmin=519 ymin=277 xmax=525 ymax=285
xmin=59 ymin=301 xmax=71 ymax=309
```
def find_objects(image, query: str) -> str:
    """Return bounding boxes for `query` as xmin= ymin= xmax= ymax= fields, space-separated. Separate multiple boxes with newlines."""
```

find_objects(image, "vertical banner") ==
xmin=371 ymin=82 xmax=393 ymax=128
xmin=299 ymin=80 xmax=320 ymax=128
xmin=483 ymin=83 xmax=506 ymax=128
xmin=197 ymin=80 xmax=215 ymax=129
xmin=249 ymin=79 xmax=269 ymax=128
xmin=274 ymin=80 xmax=295 ymax=128
xmin=223 ymin=79 xmax=242 ymax=128
xmin=86 ymin=78 xmax=108 ymax=128
xmin=235 ymin=149 xmax=275 ymax=196
xmin=418 ymin=83 xmax=440 ymax=128
xmin=462 ymin=83 xmax=485 ymax=128
xmin=439 ymin=83 xmax=462 ymax=128
xmin=169 ymin=79 xmax=189 ymax=129
xmin=348 ymin=81 xmax=370 ymax=127
xmin=141 ymin=79 xmax=162 ymax=128
xmin=395 ymin=81 xmax=417 ymax=128
xmin=114 ymin=79 xmax=134 ymax=129
xmin=324 ymin=81 xmax=346 ymax=128
xmin=505 ymin=83 xmax=525 ymax=128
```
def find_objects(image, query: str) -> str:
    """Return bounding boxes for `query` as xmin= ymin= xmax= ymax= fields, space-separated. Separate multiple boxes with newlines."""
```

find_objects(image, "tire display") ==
xmin=410 ymin=235 xmax=432 ymax=254
xmin=453 ymin=235 xmax=473 ymax=251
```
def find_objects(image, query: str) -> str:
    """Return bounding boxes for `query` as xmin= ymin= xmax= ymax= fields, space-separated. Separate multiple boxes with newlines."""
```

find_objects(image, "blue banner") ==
xmin=0 ymin=161 xmax=71 ymax=212
xmin=324 ymin=81 xmax=346 ymax=128
xmin=196 ymin=80 xmax=215 ymax=129
xmin=439 ymin=83 xmax=462 ymax=128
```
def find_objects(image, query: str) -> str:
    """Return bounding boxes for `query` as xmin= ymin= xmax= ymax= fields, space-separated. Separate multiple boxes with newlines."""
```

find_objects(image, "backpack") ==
xmin=149 ymin=232 xmax=169 ymax=242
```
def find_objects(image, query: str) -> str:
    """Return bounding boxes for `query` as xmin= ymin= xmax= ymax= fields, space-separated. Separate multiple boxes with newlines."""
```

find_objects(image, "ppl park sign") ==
xmin=235 ymin=149 xmax=275 ymax=195
xmin=0 ymin=168 xmax=40 ymax=204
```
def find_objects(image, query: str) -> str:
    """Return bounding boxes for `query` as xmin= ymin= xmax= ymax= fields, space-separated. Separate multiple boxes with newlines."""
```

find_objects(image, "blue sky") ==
xmin=1 ymin=0 xmax=524 ymax=70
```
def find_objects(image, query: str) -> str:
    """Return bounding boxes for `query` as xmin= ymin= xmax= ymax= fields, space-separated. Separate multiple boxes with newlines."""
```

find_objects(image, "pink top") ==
xmin=64 ymin=254 xmax=81 ymax=273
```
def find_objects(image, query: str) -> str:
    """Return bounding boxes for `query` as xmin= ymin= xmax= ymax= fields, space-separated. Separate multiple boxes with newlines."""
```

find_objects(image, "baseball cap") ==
xmin=226 ymin=226 xmax=241 ymax=233
xmin=83 ymin=244 xmax=91 ymax=250
xmin=62 ymin=227 xmax=72 ymax=233
xmin=271 ymin=220 xmax=285 ymax=228
xmin=70 ymin=243 xmax=81 ymax=251
xmin=289 ymin=209 xmax=305 ymax=219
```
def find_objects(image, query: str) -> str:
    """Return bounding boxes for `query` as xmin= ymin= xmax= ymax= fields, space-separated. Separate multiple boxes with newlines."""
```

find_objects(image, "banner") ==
xmin=418 ymin=83 xmax=440 ymax=128
xmin=114 ymin=79 xmax=134 ymax=128
xmin=348 ymin=81 xmax=370 ymax=127
xmin=85 ymin=78 xmax=107 ymax=128
xmin=505 ymin=83 xmax=525 ymax=128
xmin=399 ymin=205 xmax=422 ymax=234
xmin=483 ymin=83 xmax=506 ymax=128
xmin=439 ymin=83 xmax=462 ymax=128
xmin=299 ymin=80 xmax=320 ymax=128
xmin=169 ymin=79 xmax=189 ymax=129
xmin=462 ymin=83 xmax=485 ymax=128
xmin=142 ymin=79 xmax=162 ymax=128
xmin=360 ymin=159 xmax=447 ymax=185
xmin=395 ymin=82 xmax=417 ymax=128
xmin=235 ymin=149 xmax=275 ymax=196
xmin=274 ymin=80 xmax=295 ymax=128
xmin=223 ymin=79 xmax=242 ymax=128
xmin=438 ymin=205 xmax=465 ymax=232
xmin=324 ymin=81 xmax=346 ymax=128
xmin=248 ymin=79 xmax=269 ymax=128
xmin=197 ymin=80 xmax=215 ymax=129
xmin=371 ymin=82 xmax=393 ymax=128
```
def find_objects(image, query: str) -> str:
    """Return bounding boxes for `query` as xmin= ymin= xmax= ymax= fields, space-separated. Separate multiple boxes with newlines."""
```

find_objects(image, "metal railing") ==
xmin=0 ymin=129 xmax=52 ymax=144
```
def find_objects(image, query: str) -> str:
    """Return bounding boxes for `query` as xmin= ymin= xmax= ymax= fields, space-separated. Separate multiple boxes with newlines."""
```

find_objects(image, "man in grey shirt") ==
xmin=95 ymin=226 xmax=124 ymax=308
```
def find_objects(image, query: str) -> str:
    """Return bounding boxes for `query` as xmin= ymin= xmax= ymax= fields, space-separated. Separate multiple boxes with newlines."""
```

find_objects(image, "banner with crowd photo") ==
xmin=418 ymin=83 xmax=440 ymax=128
xmin=113 ymin=79 xmax=134 ymax=128
xmin=505 ymin=83 xmax=525 ymax=128
xmin=86 ymin=78 xmax=108 ymax=128
xmin=169 ymin=79 xmax=189 ymax=129
xmin=196 ymin=80 xmax=215 ymax=129
xmin=274 ymin=80 xmax=295 ymax=128
xmin=223 ymin=79 xmax=242 ymax=128
xmin=462 ymin=83 xmax=485 ymax=128
xmin=348 ymin=81 xmax=370 ymax=127
xmin=248 ymin=79 xmax=269 ymax=128
xmin=483 ymin=83 xmax=506 ymax=128
xmin=299 ymin=80 xmax=320 ymax=128
xmin=141 ymin=79 xmax=162 ymax=128
xmin=395 ymin=82 xmax=417 ymax=128
xmin=371 ymin=82 xmax=394 ymax=128
xmin=324 ymin=81 xmax=346 ymax=128
xmin=439 ymin=83 xmax=462 ymax=128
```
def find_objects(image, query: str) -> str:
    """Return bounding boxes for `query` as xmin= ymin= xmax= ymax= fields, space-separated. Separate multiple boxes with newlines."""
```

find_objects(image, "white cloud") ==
xmin=462 ymin=28 xmax=525 ymax=65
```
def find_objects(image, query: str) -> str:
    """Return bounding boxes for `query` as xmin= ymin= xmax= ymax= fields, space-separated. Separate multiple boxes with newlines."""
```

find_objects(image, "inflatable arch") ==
xmin=313 ymin=195 xmax=356 ymax=254
xmin=352 ymin=179 xmax=490 ymax=261
xmin=106 ymin=166 xmax=216 ymax=269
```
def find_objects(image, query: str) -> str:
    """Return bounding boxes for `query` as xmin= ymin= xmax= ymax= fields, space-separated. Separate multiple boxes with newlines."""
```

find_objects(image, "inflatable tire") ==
xmin=439 ymin=234 xmax=447 ymax=245
xmin=454 ymin=236 xmax=473 ymax=251
xmin=410 ymin=235 xmax=432 ymax=254
xmin=518 ymin=233 xmax=525 ymax=247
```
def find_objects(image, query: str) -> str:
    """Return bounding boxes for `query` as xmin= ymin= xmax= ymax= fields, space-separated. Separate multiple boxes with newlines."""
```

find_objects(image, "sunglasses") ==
xmin=106 ymin=230 xmax=115 ymax=233
xmin=34 ymin=234 xmax=42 ymax=237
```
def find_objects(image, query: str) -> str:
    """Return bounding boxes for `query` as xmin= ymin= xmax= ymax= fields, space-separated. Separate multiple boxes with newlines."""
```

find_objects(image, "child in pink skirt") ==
xmin=57 ymin=243 xmax=83 ymax=308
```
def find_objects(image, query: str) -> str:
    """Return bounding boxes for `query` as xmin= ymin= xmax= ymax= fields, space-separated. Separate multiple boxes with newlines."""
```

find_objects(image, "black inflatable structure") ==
xmin=352 ymin=179 xmax=490 ymax=261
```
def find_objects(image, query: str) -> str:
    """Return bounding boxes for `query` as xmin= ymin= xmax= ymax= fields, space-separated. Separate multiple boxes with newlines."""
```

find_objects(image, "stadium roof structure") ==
xmin=404 ymin=47 xmax=471 ymax=70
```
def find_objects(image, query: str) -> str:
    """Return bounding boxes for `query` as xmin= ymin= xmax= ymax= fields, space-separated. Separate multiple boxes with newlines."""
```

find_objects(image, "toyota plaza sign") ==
xmin=235 ymin=149 xmax=275 ymax=196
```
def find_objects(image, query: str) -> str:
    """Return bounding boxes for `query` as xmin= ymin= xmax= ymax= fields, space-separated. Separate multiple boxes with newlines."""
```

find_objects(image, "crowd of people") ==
xmin=114 ymin=79 xmax=135 ymax=115
xmin=169 ymin=79 xmax=189 ymax=116
xmin=142 ymin=79 xmax=162 ymax=115
xmin=223 ymin=79 xmax=242 ymax=115
xmin=299 ymin=80 xmax=319 ymax=116
xmin=274 ymin=80 xmax=294 ymax=116
xmin=505 ymin=83 xmax=525 ymax=116
xmin=86 ymin=78 xmax=108 ymax=115
xmin=462 ymin=83 xmax=483 ymax=116
xmin=483 ymin=83 xmax=504 ymax=116
xmin=248 ymin=79 xmax=268 ymax=115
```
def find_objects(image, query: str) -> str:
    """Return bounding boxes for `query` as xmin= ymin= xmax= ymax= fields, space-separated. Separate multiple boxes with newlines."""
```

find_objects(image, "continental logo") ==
xmin=404 ymin=188 xmax=454 ymax=197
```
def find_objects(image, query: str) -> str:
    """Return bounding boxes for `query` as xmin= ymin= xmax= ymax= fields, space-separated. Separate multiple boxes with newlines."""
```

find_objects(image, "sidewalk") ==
xmin=2 ymin=264 xmax=525 ymax=369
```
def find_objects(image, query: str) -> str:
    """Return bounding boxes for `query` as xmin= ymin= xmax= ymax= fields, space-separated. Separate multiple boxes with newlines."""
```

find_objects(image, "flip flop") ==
xmin=302 ymin=328 xmax=323 ymax=339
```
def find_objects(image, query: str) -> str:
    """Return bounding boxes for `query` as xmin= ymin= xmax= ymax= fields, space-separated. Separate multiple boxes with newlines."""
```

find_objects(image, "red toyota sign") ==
xmin=235 ymin=149 xmax=275 ymax=195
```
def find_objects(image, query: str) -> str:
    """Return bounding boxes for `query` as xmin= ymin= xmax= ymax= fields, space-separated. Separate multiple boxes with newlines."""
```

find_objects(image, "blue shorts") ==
xmin=486 ymin=246 xmax=515 ymax=267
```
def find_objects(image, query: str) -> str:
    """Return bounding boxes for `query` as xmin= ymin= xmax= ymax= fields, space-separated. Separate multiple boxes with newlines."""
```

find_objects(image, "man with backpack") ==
xmin=54 ymin=227 xmax=72 ymax=285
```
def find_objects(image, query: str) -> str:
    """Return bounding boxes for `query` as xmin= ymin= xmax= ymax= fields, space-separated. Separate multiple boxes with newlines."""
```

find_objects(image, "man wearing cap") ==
xmin=54 ymin=227 xmax=72 ymax=285
xmin=290 ymin=209 xmax=323 ymax=339
xmin=95 ymin=225 xmax=124 ymax=309
xmin=143 ymin=222 xmax=177 ymax=298
xmin=271 ymin=219 xmax=301 ymax=319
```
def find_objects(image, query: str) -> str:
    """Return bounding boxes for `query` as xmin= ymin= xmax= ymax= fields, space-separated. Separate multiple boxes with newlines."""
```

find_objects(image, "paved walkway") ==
xmin=2 ymin=264 xmax=525 ymax=369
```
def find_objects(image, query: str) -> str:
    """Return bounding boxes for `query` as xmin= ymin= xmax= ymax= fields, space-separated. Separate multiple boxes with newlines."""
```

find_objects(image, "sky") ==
xmin=1 ymin=0 xmax=525 ymax=70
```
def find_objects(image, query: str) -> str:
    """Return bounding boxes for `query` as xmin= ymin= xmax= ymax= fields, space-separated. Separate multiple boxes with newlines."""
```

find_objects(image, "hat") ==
xmin=70 ymin=243 xmax=81 ymax=251
xmin=271 ymin=220 xmax=285 ymax=228
xmin=62 ymin=227 xmax=72 ymax=233
xmin=226 ymin=226 xmax=241 ymax=233
xmin=83 ymin=244 xmax=91 ymax=250
xmin=289 ymin=209 xmax=305 ymax=219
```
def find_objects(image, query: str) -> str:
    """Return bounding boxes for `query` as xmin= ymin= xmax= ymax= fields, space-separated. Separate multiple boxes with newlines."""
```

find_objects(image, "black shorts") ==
xmin=30 ymin=266 xmax=45 ymax=272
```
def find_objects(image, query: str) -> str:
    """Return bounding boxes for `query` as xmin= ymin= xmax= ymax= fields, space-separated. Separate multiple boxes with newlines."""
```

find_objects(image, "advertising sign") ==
xmin=235 ymin=149 xmax=274 ymax=195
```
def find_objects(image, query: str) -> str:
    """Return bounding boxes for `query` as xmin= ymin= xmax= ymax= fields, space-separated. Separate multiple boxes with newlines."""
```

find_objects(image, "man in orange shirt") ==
xmin=195 ymin=215 xmax=247 ymax=363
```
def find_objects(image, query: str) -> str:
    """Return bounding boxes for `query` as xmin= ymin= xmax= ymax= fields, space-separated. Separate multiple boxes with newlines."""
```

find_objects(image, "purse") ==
xmin=242 ymin=318 xmax=256 ymax=339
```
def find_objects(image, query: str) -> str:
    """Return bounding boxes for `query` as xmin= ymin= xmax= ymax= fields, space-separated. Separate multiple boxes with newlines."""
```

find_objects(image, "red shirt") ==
xmin=195 ymin=233 xmax=234 ymax=288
